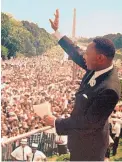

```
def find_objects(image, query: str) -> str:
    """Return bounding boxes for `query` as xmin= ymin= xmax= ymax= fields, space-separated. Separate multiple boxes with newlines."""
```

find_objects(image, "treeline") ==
xmin=1 ymin=13 xmax=57 ymax=59
xmin=78 ymin=33 xmax=122 ymax=49
xmin=1 ymin=12 xmax=122 ymax=60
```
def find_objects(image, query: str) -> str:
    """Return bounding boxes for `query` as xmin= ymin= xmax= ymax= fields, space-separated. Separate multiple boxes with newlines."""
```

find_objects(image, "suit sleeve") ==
xmin=58 ymin=36 xmax=87 ymax=70
xmin=55 ymin=89 xmax=119 ymax=135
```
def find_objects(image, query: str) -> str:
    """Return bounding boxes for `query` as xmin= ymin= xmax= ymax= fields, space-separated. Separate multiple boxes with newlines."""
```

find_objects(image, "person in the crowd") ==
xmin=104 ymin=135 xmax=114 ymax=162
xmin=111 ymin=118 xmax=121 ymax=156
xmin=44 ymin=9 xmax=121 ymax=161
xmin=11 ymin=138 xmax=32 ymax=161
xmin=55 ymin=134 xmax=68 ymax=156
xmin=30 ymin=143 xmax=47 ymax=162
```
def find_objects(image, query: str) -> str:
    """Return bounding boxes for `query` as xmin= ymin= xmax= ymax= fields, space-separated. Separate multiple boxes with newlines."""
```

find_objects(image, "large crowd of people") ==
xmin=1 ymin=46 xmax=85 ymax=139
xmin=1 ymin=45 xmax=122 ymax=160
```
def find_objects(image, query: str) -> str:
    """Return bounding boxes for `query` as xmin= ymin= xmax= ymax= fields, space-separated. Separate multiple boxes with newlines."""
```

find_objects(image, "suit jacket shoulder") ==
xmin=97 ymin=67 xmax=121 ymax=98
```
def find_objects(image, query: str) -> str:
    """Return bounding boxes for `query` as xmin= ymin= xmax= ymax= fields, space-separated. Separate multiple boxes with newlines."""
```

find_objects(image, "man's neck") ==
xmin=95 ymin=63 xmax=113 ymax=71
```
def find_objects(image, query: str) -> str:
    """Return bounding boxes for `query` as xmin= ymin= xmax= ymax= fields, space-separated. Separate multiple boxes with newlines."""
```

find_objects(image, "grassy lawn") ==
xmin=48 ymin=138 xmax=122 ymax=161
xmin=110 ymin=138 xmax=122 ymax=161
xmin=48 ymin=155 xmax=58 ymax=161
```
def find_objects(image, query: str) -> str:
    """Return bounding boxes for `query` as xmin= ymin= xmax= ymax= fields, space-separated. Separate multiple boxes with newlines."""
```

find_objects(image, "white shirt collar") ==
xmin=88 ymin=64 xmax=113 ymax=86
xmin=93 ymin=64 xmax=113 ymax=79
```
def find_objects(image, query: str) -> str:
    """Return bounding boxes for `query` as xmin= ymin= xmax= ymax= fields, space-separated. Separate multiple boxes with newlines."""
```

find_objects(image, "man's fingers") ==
xmin=54 ymin=9 xmax=59 ymax=18
xmin=54 ymin=19 xmax=58 ymax=24
xmin=50 ymin=18 xmax=58 ymax=27
xmin=54 ymin=15 xmax=59 ymax=25
xmin=56 ymin=9 xmax=59 ymax=18
xmin=49 ymin=19 xmax=54 ymax=26
xmin=54 ymin=14 xmax=59 ymax=22
xmin=49 ymin=10 xmax=59 ymax=31
xmin=49 ymin=19 xmax=53 ymax=24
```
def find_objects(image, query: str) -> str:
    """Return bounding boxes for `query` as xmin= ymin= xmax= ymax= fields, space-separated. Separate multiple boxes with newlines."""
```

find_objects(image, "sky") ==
xmin=1 ymin=0 xmax=122 ymax=38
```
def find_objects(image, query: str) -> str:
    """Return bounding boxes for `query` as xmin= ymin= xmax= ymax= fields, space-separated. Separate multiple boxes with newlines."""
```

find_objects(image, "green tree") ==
xmin=1 ymin=12 xmax=57 ymax=58
xmin=24 ymin=39 xmax=36 ymax=56
xmin=7 ymin=36 xmax=20 ymax=59
xmin=22 ymin=21 xmax=57 ymax=55
xmin=1 ymin=13 xmax=20 ymax=58
xmin=1 ymin=45 xmax=8 ymax=60
xmin=113 ymin=36 xmax=122 ymax=49
xmin=78 ymin=33 xmax=122 ymax=50
xmin=1 ymin=13 xmax=11 ymax=46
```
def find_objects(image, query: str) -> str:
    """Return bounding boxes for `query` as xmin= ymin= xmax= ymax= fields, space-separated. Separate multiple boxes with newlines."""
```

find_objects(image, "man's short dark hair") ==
xmin=93 ymin=37 xmax=115 ymax=58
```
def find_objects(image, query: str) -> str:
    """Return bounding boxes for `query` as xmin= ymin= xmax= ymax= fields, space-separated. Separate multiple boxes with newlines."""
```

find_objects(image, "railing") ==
xmin=1 ymin=126 xmax=58 ymax=161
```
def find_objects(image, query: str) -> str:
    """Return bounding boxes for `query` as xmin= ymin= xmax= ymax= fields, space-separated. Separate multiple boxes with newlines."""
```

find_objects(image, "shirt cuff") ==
xmin=54 ymin=30 xmax=63 ymax=41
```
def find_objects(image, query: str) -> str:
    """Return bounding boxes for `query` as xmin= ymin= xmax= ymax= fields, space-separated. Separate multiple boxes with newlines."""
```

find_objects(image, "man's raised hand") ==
xmin=49 ymin=9 xmax=59 ymax=31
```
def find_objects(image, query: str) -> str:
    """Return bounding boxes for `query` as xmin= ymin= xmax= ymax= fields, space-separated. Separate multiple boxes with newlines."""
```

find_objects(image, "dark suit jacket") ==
xmin=55 ymin=36 xmax=121 ymax=161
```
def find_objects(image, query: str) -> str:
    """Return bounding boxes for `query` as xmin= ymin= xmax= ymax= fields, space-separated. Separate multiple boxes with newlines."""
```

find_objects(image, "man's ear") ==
xmin=97 ymin=54 xmax=106 ymax=64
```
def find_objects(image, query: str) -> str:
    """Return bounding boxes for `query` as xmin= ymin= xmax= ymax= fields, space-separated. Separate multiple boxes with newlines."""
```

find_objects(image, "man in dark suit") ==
xmin=44 ymin=10 xmax=121 ymax=161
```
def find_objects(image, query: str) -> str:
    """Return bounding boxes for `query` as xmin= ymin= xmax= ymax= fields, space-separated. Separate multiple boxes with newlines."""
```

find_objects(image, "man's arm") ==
xmin=55 ymin=89 xmax=119 ymax=135
xmin=58 ymin=35 xmax=87 ymax=70
xmin=49 ymin=9 xmax=87 ymax=70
